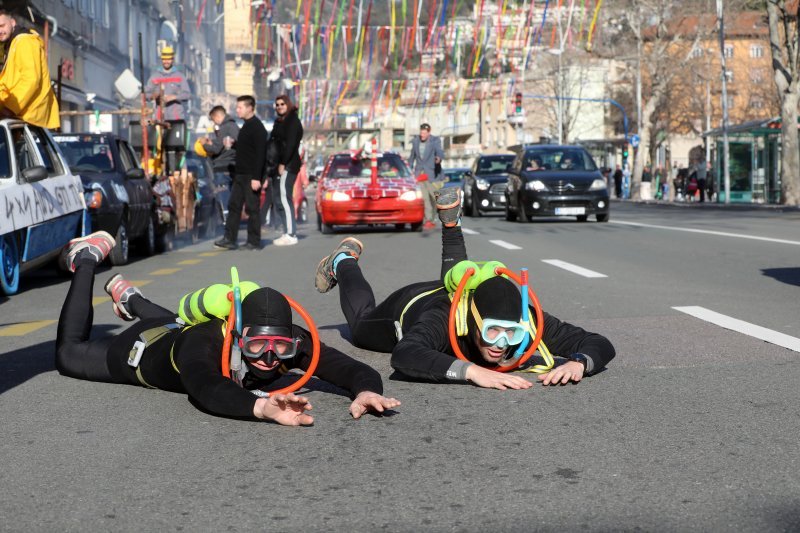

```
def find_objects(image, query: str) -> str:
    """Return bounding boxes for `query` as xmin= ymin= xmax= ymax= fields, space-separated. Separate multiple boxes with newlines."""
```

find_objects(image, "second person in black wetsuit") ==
xmin=314 ymin=189 xmax=615 ymax=390
xmin=55 ymin=231 xmax=400 ymax=425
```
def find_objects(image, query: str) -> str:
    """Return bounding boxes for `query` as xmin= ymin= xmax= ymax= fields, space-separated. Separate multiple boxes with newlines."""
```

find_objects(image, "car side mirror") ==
xmin=125 ymin=168 xmax=145 ymax=180
xmin=22 ymin=165 xmax=48 ymax=183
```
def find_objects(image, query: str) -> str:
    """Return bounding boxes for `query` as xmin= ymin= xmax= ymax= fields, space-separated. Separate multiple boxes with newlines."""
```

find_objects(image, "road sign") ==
xmin=630 ymin=134 xmax=640 ymax=148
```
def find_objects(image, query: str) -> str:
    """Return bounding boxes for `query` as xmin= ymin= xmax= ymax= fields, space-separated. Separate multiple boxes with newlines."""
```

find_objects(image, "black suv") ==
xmin=55 ymin=133 xmax=158 ymax=264
xmin=462 ymin=154 xmax=516 ymax=216
xmin=505 ymin=145 xmax=609 ymax=222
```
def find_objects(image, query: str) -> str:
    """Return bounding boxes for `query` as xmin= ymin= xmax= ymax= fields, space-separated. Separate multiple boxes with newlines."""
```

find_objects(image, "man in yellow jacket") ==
xmin=0 ymin=10 xmax=60 ymax=129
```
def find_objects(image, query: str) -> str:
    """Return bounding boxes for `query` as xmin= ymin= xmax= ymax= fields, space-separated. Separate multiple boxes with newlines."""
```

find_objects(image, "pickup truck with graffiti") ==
xmin=0 ymin=119 xmax=87 ymax=296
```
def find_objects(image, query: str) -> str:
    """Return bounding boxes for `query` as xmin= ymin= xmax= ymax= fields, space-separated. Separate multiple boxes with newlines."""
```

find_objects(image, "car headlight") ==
xmin=325 ymin=191 xmax=351 ymax=202
xmin=589 ymin=178 xmax=607 ymax=191
xmin=84 ymin=189 xmax=103 ymax=209
xmin=476 ymin=178 xmax=490 ymax=191
xmin=525 ymin=180 xmax=548 ymax=191
xmin=400 ymin=190 xmax=421 ymax=201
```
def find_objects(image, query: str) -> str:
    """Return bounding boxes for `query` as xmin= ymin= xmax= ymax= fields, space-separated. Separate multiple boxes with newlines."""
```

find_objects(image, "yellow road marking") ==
xmin=199 ymin=252 xmax=220 ymax=257
xmin=150 ymin=268 xmax=181 ymax=276
xmin=129 ymin=280 xmax=153 ymax=287
xmin=178 ymin=259 xmax=203 ymax=265
xmin=0 ymin=320 xmax=56 ymax=336
xmin=93 ymin=296 xmax=110 ymax=306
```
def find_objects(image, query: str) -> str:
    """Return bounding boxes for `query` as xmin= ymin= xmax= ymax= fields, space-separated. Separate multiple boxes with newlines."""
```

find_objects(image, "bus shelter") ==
xmin=704 ymin=117 xmax=786 ymax=204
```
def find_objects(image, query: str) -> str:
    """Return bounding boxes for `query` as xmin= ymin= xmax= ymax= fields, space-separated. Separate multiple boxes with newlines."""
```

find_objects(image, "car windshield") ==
xmin=443 ymin=169 xmax=468 ymax=182
xmin=327 ymin=153 xmax=411 ymax=179
xmin=54 ymin=135 xmax=115 ymax=172
xmin=523 ymin=148 xmax=598 ymax=172
xmin=476 ymin=155 xmax=514 ymax=175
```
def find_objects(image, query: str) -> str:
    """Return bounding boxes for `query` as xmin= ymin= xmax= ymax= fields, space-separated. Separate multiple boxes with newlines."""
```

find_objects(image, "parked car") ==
xmin=441 ymin=167 xmax=469 ymax=190
xmin=183 ymin=152 xmax=225 ymax=240
xmin=505 ymin=144 xmax=610 ymax=222
xmin=315 ymin=151 xmax=423 ymax=233
xmin=55 ymin=133 xmax=158 ymax=264
xmin=462 ymin=154 xmax=516 ymax=216
xmin=0 ymin=120 xmax=88 ymax=295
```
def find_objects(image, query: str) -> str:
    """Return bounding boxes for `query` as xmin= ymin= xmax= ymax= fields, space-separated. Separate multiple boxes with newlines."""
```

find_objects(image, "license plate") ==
xmin=555 ymin=207 xmax=585 ymax=215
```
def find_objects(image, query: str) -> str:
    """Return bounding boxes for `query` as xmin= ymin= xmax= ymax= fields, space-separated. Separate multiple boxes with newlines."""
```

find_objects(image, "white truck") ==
xmin=0 ymin=119 xmax=87 ymax=295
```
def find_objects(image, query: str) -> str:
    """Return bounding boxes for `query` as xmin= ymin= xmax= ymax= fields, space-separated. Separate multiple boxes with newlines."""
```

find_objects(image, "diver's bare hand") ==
xmin=537 ymin=361 xmax=584 ymax=386
xmin=253 ymin=393 xmax=314 ymax=426
xmin=349 ymin=391 xmax=401 ymax=419
xmin=466 ymin=365 xmax=533 ymax=390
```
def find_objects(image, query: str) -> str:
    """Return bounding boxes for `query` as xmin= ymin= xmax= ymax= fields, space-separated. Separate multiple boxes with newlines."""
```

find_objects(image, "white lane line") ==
xmin=673 ymin=306 xmax=800 ymax=352
xmin=461 ymin=228 xmax=480 ymax=235
xmin=490 ymin=239 xmax=522 ymax=250
xmin=612 ymin=220 xmax=800 ymax=247
xmin=541 ymin=259 xmax=608 ymax=278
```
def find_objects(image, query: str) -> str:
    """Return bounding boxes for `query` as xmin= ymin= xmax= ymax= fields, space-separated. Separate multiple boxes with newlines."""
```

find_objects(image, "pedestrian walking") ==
xmin=613 ymin=165 xmax=623 ymax=199
xmin=695 ymin=158 xmax=708 ymax=203
xmin=409 ymin=123 xmax=444 ymax=229
xmin=269 ymin=94 xmax=304 ymax=247
xmin=215 ymin=95 xmax=267 ymax=251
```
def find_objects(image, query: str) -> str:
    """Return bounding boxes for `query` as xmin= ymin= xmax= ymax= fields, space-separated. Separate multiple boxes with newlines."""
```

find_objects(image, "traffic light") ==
xmin=622 ymin=147 xmax=629 ymax=159
xmin=515 ymin=92 xmax=523 ymax=115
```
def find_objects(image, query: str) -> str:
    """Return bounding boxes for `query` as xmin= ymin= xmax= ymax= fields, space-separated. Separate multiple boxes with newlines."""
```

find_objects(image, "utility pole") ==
xmin=717 ymin=0 xmax=731 ymax=204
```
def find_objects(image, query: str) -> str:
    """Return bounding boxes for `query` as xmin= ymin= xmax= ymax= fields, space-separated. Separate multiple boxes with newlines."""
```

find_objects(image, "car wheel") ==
xmin=505 ymin=195 xmax=517 ymax=222
xmin=394 ymin=223 xmax=406 ymax=231
xmin=410 ymin=222 xmax=423 ymax=232
xmin=139 ymin=215 xmax=157 ymax=256
xmin=109 ymin=220 xmax=130 ymax=265
xmin=469 ymin=189 xmax=482 ymax=217
xmin=298 ymin=200 xmax=308 ymax=224
xmin=577 ymin=215 xmax=589 ymax=222
xmin=316 ymin=209 xmax=322 ymax=231
xmin=0 ymin=234 xmax=20 ymax=296
xmin=596 ymin=213 xmax=609 ymax=222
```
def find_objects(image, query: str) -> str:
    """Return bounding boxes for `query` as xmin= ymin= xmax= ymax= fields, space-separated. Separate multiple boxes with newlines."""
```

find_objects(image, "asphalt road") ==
xmin=1 ymin=200 xmax=799 ymax=532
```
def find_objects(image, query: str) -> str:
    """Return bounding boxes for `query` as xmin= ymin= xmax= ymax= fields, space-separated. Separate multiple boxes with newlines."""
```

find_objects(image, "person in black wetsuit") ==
xmin=314 ymin=189 xmax=615 ymax=390
xmin=55 ymin=231 xmax=400 ymax=426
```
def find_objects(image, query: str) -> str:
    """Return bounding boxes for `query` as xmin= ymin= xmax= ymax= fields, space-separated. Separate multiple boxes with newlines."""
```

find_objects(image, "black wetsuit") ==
xmin=335 ymin=226 xmax=616 ymax=382
xmin=56 ymin=258 xmax=383 ymax=419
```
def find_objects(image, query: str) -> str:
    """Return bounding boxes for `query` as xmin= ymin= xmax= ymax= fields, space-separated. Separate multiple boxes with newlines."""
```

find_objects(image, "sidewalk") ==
xmin=610 ymin=197 xmax=800 ymax=213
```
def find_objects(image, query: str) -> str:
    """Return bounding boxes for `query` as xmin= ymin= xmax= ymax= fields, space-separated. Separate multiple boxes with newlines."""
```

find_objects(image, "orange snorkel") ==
xmin=448 ymin=266 xmax=545 ymax=373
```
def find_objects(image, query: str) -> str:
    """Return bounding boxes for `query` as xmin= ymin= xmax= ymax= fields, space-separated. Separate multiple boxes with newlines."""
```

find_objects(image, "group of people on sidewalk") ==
xmin=205 ymin=94 xmax=305 ymax=251
xmin=53 ymin=188 xmax=615 ymax=426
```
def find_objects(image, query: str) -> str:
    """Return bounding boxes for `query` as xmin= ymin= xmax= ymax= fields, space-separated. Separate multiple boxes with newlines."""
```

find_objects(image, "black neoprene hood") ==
xmin=240 ymin=287 xmax=292 ymax=337
xmin=471 ymin=276 xmax=522 ymax=323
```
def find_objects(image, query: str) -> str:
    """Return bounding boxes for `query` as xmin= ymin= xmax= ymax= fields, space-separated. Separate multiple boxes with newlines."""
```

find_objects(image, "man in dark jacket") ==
xmin=269 ymin=94 xmax=304 ymax=246
xmin=215 ymin=95 xmax=267 ymax=251
xmin=55 ymin=231 xmax=400 ymax=425
xmin=201 ymin=105 xmax=239 ymax=181
xmin=314 ymin=189 xmax=615 ymax=389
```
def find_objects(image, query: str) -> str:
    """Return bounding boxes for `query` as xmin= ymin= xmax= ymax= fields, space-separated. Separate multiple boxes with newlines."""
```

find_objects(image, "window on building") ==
xmin=691 ymin=47 xmax=703 ymax=58
xmin=725 ymin=70 xmax=734 ymax=83
xmin=751 ymin=68 xmax=765 ymax=83
xmin=723 ymin=45 xmax=734 ymax=58
xmin=750 ymin=45 xmax=764 ymax=58
xmin=727 ymin=95 xmax=735 ymax=109
xmin=751 ymin=98 xmax=764 ymax=109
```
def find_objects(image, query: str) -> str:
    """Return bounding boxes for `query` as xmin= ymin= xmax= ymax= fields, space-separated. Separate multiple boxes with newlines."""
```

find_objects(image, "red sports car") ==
xmin=315 ymin=151 xmax=424 ymax=233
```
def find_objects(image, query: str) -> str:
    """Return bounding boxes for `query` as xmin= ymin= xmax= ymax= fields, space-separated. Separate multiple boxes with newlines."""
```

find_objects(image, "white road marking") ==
xmin=612 ymin=220 xmax=800 ymax=246
xmin=461 ymin=228 xmax=480 ymax=235
xmin=541 ymin=259 xmax=608 ymax=278
xmin=490 ymin=239 xmax=522 ymax=250
xmin=673 ymin=306 xmax=800 ymax=352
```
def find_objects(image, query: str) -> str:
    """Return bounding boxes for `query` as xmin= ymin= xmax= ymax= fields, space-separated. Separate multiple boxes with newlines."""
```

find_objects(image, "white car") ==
xmin=0 ymin=119 xmax=87 ymax=295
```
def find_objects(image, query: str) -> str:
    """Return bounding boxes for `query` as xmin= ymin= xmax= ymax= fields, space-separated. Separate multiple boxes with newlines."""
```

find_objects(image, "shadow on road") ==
xmin=0 ymin=325 xmax=117 ymax=395
xmin=761 ymin=267 xmax=800 ymax=288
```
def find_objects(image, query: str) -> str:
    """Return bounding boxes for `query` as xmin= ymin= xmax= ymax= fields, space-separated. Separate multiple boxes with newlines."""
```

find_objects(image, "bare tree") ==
xmin=766 ymin=0 xmax=800 ymax=205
